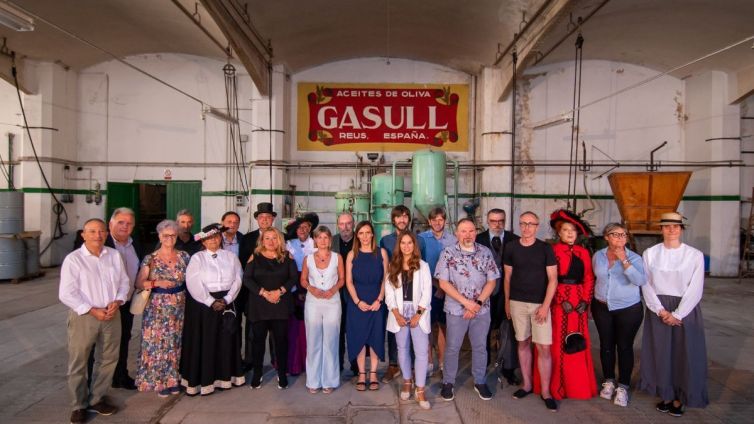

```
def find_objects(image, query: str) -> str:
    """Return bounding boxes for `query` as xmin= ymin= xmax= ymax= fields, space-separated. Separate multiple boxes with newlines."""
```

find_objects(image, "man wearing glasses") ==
xmin=503 ymin=211 xmax=559 ymax=412
xmin=475 ymin=208 xmax=521 ymax=386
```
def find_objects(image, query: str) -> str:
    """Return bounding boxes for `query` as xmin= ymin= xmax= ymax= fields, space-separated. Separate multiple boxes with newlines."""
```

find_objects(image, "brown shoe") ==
xmin=87 ymin=399 xmax=117 ymax=416
xmin=381 ymin=365 xmax=400 ymax=383
xmin=70 ymin=409 xmax=87 ymax=424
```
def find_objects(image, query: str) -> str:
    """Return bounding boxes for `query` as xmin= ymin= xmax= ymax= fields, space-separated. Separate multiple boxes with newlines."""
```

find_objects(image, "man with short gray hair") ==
xmin=173 ymin=209 xmax=201 ymax=255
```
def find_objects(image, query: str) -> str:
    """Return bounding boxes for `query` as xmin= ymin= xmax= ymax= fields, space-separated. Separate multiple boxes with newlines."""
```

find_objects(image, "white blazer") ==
xmin=385 ymin=260 xmax=432 ymax=334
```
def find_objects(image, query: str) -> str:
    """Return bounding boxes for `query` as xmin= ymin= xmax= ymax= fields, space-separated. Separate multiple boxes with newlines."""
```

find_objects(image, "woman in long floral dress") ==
xmin=135 ymin=220 xmax=190 ymax=397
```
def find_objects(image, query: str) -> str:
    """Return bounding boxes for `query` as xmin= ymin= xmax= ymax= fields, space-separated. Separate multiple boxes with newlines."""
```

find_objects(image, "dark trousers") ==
xmin=251 ymin=319 xmax=288 ymax=377
xmin=236 ymin=286 xmax=252 ymax=365
xmin=338 ymin=289 xmax=357 ymax=373
xmin=88 ymin=302 xmax=132 ymax=385
xmin=591 ymin=300 xmax=643 ymax=387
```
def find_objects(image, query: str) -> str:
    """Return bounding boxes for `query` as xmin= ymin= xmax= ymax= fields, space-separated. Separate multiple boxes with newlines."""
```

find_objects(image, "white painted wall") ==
xmin=0 ymin=54 xmax=746 ymax=274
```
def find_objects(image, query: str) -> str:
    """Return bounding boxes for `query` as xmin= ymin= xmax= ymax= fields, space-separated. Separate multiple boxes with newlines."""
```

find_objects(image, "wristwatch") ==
xmin=475 ymin=299 xmax=484 ymax=306
xmin=416 ymin=309 xmax=424 ymax=315
xmin=622 ymin=259 xmax=630 ymax=265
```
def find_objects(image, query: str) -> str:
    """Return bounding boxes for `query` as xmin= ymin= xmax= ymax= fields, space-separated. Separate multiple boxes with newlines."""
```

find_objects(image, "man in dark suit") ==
xmin=330 ymin=212 xmax=355 ymax=374
xmin=76 ymin=208 xmax=146 ymax=390
xmin=238 ymin=202 xmax=276 ymax=372
xmin=476 ymin=208 xmax=521 ymax=386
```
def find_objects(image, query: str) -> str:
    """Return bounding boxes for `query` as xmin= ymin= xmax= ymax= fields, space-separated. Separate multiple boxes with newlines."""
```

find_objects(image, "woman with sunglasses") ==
xmin=591 ymin=223 xmax=645 ymax=407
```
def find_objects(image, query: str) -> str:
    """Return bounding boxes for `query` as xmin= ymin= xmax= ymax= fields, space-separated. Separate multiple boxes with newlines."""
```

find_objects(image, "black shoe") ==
xmin=70 ymin=409 xmax=86 ymax=424
xmin=440 ymin=383 xmax=454 ymax=401
xmin=250 ymin=371 xmax=263 ymax=389
xmin=112 ymin=376 xmax=136 ymax=390
xmin=542 ymin=396 xmax=558 ymax=412
xmin=668 ymin=403 xmax=684 ymax=417
xmin=656 ymin=401 xmax=672 ymax=413
xmin=474 ymin=384 xmax=493 ymax=400
xmin=512 ymin=388 xmax=533 ymax=399
xmin=87 ymin=399 xmax=117 ymax=416
xmin=277 ymin=375 xmax=288 ymax=390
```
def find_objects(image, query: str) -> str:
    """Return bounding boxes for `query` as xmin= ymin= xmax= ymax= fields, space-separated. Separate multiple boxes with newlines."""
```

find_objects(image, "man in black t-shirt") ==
xmin=503 ymin=211 xmax=559 ymax=411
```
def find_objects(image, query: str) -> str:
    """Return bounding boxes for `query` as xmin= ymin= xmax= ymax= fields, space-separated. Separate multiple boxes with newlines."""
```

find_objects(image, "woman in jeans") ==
xmin=591 ymin=223 xmax=645 ymax=407
xmin=301 ymin=226 xmax=344 ymax=393
xmin=385 ymin=231 xmax=432 ymax=409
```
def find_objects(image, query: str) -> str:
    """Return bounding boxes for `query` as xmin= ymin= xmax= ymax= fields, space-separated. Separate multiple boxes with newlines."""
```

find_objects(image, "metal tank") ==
xmin=411 ymin=149 xmax=447 ymax=222
xmin=335 ymin=188 xmax=370 ymax=223
xmin=0 ymin=191 xmax=24 ymax=234
xmin=22 ymin=232 xmax=41 ymax=276
xmin=0 ymin=236 xmax=25 ymax=280
xmin=371 ymin=173 xmax=404 ymax=244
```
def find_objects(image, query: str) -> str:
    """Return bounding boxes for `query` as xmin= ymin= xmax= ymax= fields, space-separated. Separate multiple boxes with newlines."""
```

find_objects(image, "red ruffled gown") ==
xmin=534 ymin=242 xmax=597 ymax=400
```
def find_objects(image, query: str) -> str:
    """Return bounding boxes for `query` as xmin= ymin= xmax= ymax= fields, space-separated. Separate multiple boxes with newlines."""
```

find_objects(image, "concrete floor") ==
xmin=1 ymin=268 xmax=753 ymax=423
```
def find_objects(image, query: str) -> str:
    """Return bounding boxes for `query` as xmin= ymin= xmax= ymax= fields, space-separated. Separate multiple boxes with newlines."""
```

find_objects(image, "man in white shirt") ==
xmin=59 ymin=218 xmax=130 ymax=424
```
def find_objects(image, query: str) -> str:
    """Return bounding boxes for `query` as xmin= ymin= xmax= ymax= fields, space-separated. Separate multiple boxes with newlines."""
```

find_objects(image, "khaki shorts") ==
xmin=510 ymin=300 xmax=552 ymax=345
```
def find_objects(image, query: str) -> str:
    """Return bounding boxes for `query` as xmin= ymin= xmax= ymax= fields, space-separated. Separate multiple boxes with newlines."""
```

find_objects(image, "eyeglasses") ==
xmin=519 ymin=222 xmax=539 ymax=227
xmin=607 ymin=232 xmax=627 ymax=239
xmin=489 ymin=219 xmax=505 ymax=224
xmin=160 ymin=234 xmax=177 ymax=239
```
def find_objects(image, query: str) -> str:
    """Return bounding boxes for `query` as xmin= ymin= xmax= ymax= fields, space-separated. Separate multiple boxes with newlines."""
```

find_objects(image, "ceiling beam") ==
xmin=496 ymin=0 xmax=574 ymax=102
xmin=199 ymin=0 xmax=271 ymax=95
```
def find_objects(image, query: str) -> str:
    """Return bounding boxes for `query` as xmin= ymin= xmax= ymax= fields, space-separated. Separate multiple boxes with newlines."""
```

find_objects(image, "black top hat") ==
xmin=253 ymin=202 xmax=277 ymax=218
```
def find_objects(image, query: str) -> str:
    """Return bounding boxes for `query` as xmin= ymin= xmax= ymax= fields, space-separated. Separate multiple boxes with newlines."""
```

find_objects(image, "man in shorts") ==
xmin=503 ymin=211 xmax=559 ymax=411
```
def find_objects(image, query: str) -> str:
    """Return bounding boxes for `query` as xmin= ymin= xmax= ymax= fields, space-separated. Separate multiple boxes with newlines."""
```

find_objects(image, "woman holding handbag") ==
xmin=385 ymin=231 xmax=432 ymax=409
xmin=134 ymin=220 xmax=190 ymax=397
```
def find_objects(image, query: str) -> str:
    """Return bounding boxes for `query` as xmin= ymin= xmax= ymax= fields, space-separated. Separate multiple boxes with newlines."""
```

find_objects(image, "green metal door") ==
xmin=106 ymin=182 xmax=139 ymax=223
xmin=166 ymin=181 xmax=201 ymax=234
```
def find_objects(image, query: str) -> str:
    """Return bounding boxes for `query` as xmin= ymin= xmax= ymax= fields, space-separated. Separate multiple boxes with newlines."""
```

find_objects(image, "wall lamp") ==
xmin=0 ymin=1 xmax=35 ymax=32
xmin=202 ymin=105 xmax=239 ymax=125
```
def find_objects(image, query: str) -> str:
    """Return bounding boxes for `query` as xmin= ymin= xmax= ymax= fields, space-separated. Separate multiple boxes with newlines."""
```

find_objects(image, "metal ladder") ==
xmin=740 ymin=187 xmax=754 ymax=281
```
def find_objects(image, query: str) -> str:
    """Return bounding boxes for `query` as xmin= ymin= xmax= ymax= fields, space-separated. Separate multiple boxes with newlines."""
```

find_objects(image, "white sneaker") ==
xmin=613 ymin=387 xmax=629 ymax=407
xmin=599 ymin=380 xmax=616 ymax=400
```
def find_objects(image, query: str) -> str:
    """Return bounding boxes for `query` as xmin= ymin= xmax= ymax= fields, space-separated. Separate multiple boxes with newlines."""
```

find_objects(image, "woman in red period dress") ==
xmin=535 ymin=209 xmax=597 ymax=401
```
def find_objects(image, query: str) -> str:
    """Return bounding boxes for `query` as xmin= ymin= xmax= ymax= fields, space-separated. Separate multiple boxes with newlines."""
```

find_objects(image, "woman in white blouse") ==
xmin=385 ymin=231 xmax=432 ymax=409
xmin=180 ymin=223 xmax=245 ymax=396
xmin=301 ymin=226 xmax=344 ymax=394
xmin=640 ymin=212 xmax=708 ymax=417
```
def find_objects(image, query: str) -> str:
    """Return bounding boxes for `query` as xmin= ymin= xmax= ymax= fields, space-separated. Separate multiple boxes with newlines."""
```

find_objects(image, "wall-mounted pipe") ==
xmin=453 ymin=160 xmax=459 ymax=223
xmin=648 ymin=141 xmax=668 ymax=172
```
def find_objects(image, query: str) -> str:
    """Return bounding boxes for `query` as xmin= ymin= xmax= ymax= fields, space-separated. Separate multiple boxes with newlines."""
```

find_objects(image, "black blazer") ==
xmin=476 ymin=229 xmax=519 ymax=270
xmin=239 ymin=229 xmax=260 ymax=269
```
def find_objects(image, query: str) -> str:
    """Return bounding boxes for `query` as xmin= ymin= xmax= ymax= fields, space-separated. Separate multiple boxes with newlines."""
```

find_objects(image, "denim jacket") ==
xmin=592 ymin=247 xmax=646 ymax=311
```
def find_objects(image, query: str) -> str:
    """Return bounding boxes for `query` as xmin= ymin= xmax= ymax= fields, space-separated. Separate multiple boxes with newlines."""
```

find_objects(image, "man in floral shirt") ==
xmin=435 ymin=218 xmax=500 ymax=401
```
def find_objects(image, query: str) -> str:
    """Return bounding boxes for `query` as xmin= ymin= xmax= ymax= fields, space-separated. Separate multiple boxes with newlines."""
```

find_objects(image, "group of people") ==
xmin=59 ymin=202 xmax=708 ymax=423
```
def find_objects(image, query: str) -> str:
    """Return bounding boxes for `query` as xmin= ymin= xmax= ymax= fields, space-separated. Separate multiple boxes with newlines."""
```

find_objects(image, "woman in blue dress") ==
xmin=345 ymin=221 xmax=389 ymax=391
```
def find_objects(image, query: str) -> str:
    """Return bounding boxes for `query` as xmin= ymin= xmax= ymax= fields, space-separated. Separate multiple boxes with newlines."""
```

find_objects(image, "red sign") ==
xmin=298 ymin=83 xmax=468 ymax=151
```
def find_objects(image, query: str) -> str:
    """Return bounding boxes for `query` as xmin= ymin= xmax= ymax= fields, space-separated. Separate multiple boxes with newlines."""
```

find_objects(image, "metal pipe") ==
xmin=649 ymin=141 xmax=668 ymax=172
xmin=7 ymin=132 xmax=13 ymax=189
xmin=13 ymin=156 xmax=749 ymax=169
xmin=453 ymin=159 xmax=459 ymax=224
xmin=392 ymin=160 xmax=398 ymax=206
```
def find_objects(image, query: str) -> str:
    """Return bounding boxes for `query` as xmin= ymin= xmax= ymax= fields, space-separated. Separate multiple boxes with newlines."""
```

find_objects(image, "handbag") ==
xmin=129 ymin=254 xmax=155 ymax=315
xmin=129 ymin=289 xmax=150 ymax=315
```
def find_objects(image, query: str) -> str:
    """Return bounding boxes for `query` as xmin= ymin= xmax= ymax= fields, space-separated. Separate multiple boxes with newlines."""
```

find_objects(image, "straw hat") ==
xmin=658 ymin=212 xmax=687 ymax=226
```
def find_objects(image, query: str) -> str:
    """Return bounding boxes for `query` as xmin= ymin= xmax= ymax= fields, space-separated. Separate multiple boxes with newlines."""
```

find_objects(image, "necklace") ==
xmin=315 ymin=251 xmax=330 ymax=263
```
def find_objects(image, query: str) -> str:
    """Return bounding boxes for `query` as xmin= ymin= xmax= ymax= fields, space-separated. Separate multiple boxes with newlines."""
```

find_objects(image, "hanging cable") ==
xmin=566 ymin=32 xmax=584 ymax=212
xmin=10 ymin=53 xmax=68 ymax=254
xmin=223 ymin=63 xmax=250 ymax=196
xmin=268 ymin=60 xmax=273 ymax=203
xmin=509 ymin=47 xmax=518 ymax=231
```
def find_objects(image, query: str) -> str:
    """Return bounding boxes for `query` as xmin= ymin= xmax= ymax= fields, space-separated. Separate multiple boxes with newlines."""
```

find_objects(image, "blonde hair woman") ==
xmin=243 ymin=227 xmax=298 ymax=389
